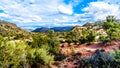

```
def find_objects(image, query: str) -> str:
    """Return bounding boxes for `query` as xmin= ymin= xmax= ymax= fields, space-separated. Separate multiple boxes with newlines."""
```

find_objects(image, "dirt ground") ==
xmin=52 ymin=39 xmax=120 ymax=68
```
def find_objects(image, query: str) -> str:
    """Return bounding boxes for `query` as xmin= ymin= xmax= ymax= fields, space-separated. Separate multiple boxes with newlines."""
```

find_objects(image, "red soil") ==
xmin=53 ymin=39 xmax=120 ymax=68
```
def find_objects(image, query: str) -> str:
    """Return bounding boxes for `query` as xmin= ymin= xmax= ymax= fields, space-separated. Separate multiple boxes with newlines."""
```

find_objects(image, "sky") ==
xmin=0 ymin=0 xmax=120 ymax=29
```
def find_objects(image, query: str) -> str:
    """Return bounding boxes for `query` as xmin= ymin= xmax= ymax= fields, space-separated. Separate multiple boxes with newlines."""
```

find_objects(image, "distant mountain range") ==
xmin=32 ymin=26 xmax=74 ymax=32
xmin=1 ymin=18 xmax=119 ymax=33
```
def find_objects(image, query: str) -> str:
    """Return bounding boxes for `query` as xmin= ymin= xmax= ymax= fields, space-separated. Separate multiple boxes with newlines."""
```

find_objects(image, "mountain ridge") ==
xmin=0 ymin=20 xmax=31 ymax=37
xmin=32 ymin=26 xmax=74 ymax=32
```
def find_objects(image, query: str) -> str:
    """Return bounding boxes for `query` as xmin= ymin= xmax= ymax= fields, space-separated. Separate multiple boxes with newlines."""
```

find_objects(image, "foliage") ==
xmin=14 ymin=34 xmax=25 ymax=39
xmin=65 ymin=30 xmax=81 ymax=43
xmin=114 ymin=49 xmax=120 ymax=62
xmin=106 ymin=16 xmax=115 ymax=22
xmin=102 ymin=16 xmax=120 ymax=41
xmin=31 ymin=31 xmax=60 ymax=54
xmin=64 ymin=29 xmax=97 ymax=44
xmin=0 ymin=40 xmax=28 ymax=68
xmin=0 ymin=39 xmax=55 ymax=68
xmin=65 ymin=38 xmax=73 ymax=43
xmin=47 ymin=30 xmax=56 ymax=38
xmin=47 ymin=30 xmax=60 ymax=54
xmin=72 ymin=30 xmax=81 ymax=43
xmin=0 ymin=20 xmax=32 ymax=38
xmin=1 ymin=16 xmax=120 ymax=68
xmin=80 ymin=29 xmax=96 ymax=44
xmin=27 ymin=46 xmax=54 ymax=67
xmin=99 ymin=35 xmax=111 ymax=43
xmin=47 ymin=37 xmax=60 ymax=54
xmin=31 ymin=33 xmax=49 ymax=48
xmin=0 ymin=34 xmax=3 ymax=40
xmin=78 ymin=49 xmax=120 ymax=68
xmin=86 ymin=30 xmax=96 ymax=43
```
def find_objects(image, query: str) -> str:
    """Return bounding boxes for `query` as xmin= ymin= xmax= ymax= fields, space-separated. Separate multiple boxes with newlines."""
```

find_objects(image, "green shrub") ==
xmin=78 ymin=49 xmax=119 ymax=68
xmin=0 ymin=34 xmax=3 ymax=40
xmin=14 ymin=34 xmax=25 ymax=39
xmin=0 ymin=41 xmax=28 ymax=68
xmin=31 ymin=34 xmax=49 ymax=48
xmin=27 ymin=46 xmax=54 ymax=67
xmin=31 ymin=33 xmax=60 ymax=54
xmin=114 ymin=49 xmax=120 ymax=62
xmin=102 ymin=16 xmax=120 ymax=41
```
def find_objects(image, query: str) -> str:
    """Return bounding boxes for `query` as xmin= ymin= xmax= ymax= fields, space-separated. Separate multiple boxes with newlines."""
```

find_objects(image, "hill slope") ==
xmin=0 ymin=20 xmax=31 ymax=37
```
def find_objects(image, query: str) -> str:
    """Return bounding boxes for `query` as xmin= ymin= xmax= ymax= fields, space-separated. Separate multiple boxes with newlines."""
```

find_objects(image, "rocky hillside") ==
xmin=0 ymin=20 xmax=31 ymax=37
xmin=71 ymin=25 xmax=85 ymax=31
xmin=71 ymin=22 xmax=103 ymax=32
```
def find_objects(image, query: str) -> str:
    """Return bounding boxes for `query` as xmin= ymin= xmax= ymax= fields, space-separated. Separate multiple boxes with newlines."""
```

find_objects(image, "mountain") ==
xmin=71 ymin=25 xmax=84 ymax=31
xmin=32 ymin=27 xmax=50 ymax=32
xmin=51 ymin=26 xmax=74 ymax=32
xmin=32 ymin=26 xmax=74 ymax=32
xmin=0 ymin=20 xmax=31 ymax=37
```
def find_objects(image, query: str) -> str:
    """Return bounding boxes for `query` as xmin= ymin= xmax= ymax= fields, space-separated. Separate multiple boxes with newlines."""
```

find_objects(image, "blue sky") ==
xmin=0 ymin=0 xmax=120 ymax=29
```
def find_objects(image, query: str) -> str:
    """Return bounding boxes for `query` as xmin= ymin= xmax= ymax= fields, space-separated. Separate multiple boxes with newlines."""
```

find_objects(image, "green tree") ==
xmin=47 ymin=30 xmax=56 ymax=39
xmin=31 ymin=32 xmax=60 ymax=54
xmin=47 ymin=30 xmax=60 ymax=54
xmin=106 ymin=16 xmax=115 ymax=22
xmin=80 ymin=29 xmax=96 ymax=44
xmin=31 ymin=34 xmax=49 ymax=48
xmin=65 ymin=30 xmax=81 ymax=43
xmin=87 ymin=30 xmax=96 ymax=43
xmin=102 ymin=16 xmax=120 ymax=40
xmin=79 ymin=29 xmax=88 ymax=44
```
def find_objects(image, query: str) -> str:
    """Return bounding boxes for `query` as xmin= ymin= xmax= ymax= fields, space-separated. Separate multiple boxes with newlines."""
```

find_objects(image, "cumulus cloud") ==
xmin=81 ymin=1 xmax=120 ymax=21
xmin=58 ymin=5 xmax=73 ymax=15
xmin=0 ymin=0 xmax=74 ymax=27
xmin=0 ymin=0 xmax=120 ymax=29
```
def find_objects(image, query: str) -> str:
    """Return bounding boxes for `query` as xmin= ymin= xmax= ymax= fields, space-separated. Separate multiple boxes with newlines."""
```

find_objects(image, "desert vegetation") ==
xmin=0 ymin=16 xmax=120 ymax=68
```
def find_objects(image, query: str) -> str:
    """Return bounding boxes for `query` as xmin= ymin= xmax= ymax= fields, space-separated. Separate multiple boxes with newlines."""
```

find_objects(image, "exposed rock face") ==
xmin=83 ymin=22 xmax=94 ymax=26
xmin=71 ymin=25 xmax=87 ymax=32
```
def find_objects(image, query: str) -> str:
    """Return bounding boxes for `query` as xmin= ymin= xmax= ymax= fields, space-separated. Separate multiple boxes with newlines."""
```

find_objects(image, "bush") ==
xmin=65 ymin=30 xmax=81 ymax=43
xmin=31 ymin=34 xmax=49 ymax=48
xmin=14 ymin=34 xmax=25 ymax=39
xmin=0 ymin=41 xmax=28 ymax=68
xmin=102 ymin=16 xmax=120 ymax=41
xmin=0 ymin=34 xmax=3 ymax=40
xmin=114 ymin=50 xmax=120 ymax=62
xmin=78 ymin=49 xmax=120 ymax=68
xmin=27 ymin=46 xmax=54 ymax=67
xmin=47 ymin=37 xmax=60 ymax=54
xmin=0 ymin=39 xmax=55 ymax=68
xmin=31 ymin=33 xmax=60 ymax=54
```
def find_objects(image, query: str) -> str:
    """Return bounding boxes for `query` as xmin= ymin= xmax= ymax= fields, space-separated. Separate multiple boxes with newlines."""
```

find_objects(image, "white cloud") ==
xmin=58 ymin=5 xmax=73 ymax=15
xmin=0 ymin=13 xmax=9 ymax=17
xmin=82 ymin=1 xmax=120 ymax=21
xmin=98 ymin=0 xmax=120 ymax=5
xmin=0 ymin=0 xmax=74 ymax=28
xmin=0 ymin=0 xmax=120 ymax=29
